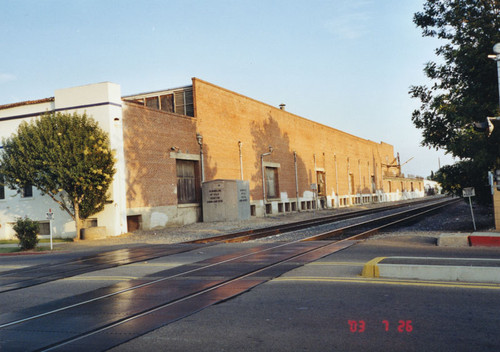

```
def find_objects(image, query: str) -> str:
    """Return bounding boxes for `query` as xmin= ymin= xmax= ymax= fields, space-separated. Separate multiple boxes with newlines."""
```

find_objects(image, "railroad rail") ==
xmin=0 ymin=197 xmax=460 ymax=351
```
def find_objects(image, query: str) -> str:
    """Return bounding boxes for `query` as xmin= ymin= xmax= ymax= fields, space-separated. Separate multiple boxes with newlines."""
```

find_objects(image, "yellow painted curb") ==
xmin=361 ymin=257 xmax=386 ymax=278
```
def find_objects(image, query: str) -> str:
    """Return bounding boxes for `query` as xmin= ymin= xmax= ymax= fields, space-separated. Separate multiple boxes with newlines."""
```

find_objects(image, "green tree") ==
xmin=433 ymin=160 xmax=492 ymax=203
xmin=0 ymin=112 xmax=115 ymax=239
xmin=410 ymin=0 xmax=500 ymax=203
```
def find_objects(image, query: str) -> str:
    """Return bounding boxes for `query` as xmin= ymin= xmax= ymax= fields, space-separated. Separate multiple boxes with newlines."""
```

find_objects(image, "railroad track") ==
xmin=0 ymin=197 xmax=459 ymax=351
xmin=303 ymin=196 xmax=460 ymax=241
xmin=0 ymin=197 xmax=453 ymax=294
xmin=0 ymin=244 xmax=202 ymax=293
xmin=188 ymin=196 xmax=459 ymax=243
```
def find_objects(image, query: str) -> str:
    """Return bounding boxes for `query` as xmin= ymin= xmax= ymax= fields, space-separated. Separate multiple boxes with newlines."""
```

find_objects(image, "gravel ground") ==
xmin=57 ymin=197 xmax=495 ymax=251
xmin=366 ymin=199 xmax=495 ymax=244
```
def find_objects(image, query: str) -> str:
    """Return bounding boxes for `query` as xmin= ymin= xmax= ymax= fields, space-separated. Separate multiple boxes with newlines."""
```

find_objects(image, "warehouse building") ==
xmin=0 ymin=79 xmax=424 ymax=239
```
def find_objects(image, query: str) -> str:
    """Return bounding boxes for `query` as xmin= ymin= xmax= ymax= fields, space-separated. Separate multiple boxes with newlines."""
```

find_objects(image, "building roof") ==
xmin=0 ymin=97 xmax=54 ymax=110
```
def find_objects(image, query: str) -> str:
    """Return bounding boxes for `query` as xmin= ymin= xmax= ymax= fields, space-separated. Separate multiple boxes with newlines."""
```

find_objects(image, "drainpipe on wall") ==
xmin=238 ymin=141 xmax=243 ymax=180
xmin=196 ymin=133 xmax=204 ymax=185
xmin=322 ymin=152 xmax=327 ymax=209
xmin=313 ymin=153 xmax=317 ymax=213
xmin=261 ymin=146 xmax=273 ymax=216
xmin=347 ymin=158 xmax=352 ymax=206
xmin=379 ymin=163 xmax=383 ymax=201
xmin=358 ymin=159 xmax=362 ymax=198
xmin=294 ymin=151 xmax=300 ymax=212
xmin=334 ymin=154 xmax=339 ymax=207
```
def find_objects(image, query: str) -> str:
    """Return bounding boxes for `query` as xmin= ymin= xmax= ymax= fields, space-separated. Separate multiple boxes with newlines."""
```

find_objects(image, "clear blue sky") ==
xmin=1 ymin=0 xmax=455 ymax=177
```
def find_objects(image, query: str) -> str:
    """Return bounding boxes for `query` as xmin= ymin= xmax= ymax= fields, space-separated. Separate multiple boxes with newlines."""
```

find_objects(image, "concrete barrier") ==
xmin=80 ymin=226 xmax=108 ymax=240
xmin=437 ymin=233 xmax=470 ymax=247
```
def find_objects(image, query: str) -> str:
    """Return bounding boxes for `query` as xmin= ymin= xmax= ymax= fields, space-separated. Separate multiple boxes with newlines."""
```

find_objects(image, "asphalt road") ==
xmin=1 ymin=235 xmax=500 ymax=351
xmin=110 ymin=237 xmax=500 ymax=352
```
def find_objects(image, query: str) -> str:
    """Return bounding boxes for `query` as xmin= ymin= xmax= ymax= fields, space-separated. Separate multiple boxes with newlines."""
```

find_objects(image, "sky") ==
xmin=0 ymin=0 xmax=456 ymax=177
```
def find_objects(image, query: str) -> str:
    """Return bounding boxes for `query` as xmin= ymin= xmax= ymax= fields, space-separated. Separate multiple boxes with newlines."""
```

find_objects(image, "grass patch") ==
xmin=39 ymin=238 xmax=73 ymax=243
xmin=0 ymin=247 xmax=20 ymax=253
xmin=0 ymin=238 xmax=73 ymax=245
xmin=0 ymin=240 xmax=18 ymax=245
xmin=0 ymin=237 xmax=72 ymax=255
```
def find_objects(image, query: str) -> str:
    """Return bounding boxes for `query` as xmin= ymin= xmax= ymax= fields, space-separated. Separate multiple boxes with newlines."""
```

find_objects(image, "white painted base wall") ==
xmin=252 ymin=190 xmax=426 ymax=218
xmin=126 ymin=204 xmax=201 ymax=231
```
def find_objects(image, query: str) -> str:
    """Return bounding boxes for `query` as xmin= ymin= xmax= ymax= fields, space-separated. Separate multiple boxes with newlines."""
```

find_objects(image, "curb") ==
xmin=438 ymin=232 xmax=500 ymax=247
xmin=0 ymin=251 xmax=47 ymax=256
xmin=469 ymin=232 xmax=500 ymax=247
xmin=361 ymin=257 xmax=500 ymax=284
xmin=361 ymin=257 xmax=386 ymax=277
xmin=0 ymin=249 xmax=69 ymax=256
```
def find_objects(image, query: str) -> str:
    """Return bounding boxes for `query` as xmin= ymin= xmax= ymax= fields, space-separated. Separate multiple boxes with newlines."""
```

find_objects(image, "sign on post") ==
xmin=462 ymin=187 xmax=475 ymax=198
xmin=462 ymin=187 xmax=476 ymax=231
xmin=46 ymin=209 xmax=54 ymax=250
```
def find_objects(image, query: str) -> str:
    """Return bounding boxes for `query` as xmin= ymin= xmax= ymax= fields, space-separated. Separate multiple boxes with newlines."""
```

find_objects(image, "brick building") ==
xmin=0 ymin=79 xmax=424 ymax=239
xmin=122 ymin=78 xmax=424 ymax=230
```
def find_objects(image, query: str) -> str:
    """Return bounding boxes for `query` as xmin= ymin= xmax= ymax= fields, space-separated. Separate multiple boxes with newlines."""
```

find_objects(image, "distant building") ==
xmin=0 ymin=79 xmax=424 ymax=239
xmin=424 ymin=179 xmax=442 ymax=195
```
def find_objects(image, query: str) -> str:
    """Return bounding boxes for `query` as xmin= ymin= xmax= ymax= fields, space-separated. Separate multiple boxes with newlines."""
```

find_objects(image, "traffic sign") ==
xmin=462 ymin=187 xmax=475 ymax=198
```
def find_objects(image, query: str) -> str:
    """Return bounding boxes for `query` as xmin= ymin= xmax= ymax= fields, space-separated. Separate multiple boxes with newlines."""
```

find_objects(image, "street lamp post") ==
xmin=488 ymin=43 xmax=500 ymax=231
xmin=488 ymin=43 xmax=500 ymax=108
xmin=477 ymin=44 xmax=500 ymax=136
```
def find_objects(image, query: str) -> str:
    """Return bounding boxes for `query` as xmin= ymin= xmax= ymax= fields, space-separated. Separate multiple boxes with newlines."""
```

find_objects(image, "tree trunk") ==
xmin=73 ymin=201 xmax=83 ymax=241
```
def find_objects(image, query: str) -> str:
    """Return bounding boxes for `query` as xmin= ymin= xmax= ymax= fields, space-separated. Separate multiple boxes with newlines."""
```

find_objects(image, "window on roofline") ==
xmin=130 ymin=88 xmax=194 ymax=117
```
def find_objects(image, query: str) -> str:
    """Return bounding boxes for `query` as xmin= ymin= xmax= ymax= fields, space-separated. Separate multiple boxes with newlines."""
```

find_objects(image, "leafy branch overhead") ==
xmin=0 ymin=112 xmax=116 ymax=236
xmin=410 ymin=0 xmax=500 ymax=203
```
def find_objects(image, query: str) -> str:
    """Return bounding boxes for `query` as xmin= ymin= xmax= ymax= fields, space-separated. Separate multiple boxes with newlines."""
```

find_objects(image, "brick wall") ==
xmin=384 ymin=176 xmax=424 ymax=193
xmin=123 ymin=103 xmax=199 ymax=209
xmin=192 ymin=78 xmax=396 ymax=202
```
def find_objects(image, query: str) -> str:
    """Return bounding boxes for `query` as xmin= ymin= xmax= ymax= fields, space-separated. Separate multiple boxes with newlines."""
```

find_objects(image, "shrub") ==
xmin=13 ymin=217 xmax=39 ymax=250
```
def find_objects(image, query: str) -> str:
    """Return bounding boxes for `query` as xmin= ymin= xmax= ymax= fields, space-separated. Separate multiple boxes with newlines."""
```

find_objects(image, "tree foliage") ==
xmin=0 ymin=112 xmax=115 ymax=238
xmin=433 ymin=160 xmax=492 ymax=203
xmin=410 ymin=0 xmax=500 ymax=203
